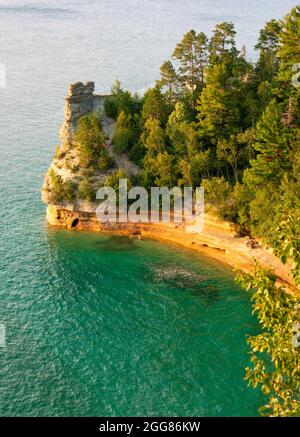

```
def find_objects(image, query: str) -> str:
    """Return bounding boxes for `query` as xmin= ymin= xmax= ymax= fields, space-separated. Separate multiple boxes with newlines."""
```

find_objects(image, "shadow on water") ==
xmin=148 ymin=264 xmax=221 ymax=306
xmin=94 ymin=235 xmax=140 ymax=252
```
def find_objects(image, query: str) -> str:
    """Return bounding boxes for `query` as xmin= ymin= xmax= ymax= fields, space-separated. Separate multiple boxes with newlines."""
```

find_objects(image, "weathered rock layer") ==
xmin=46 ymin=203 xmax=295 ymax=292
xmin=42 ymin=81 xmax=295 ymax=293
xmin=41 ymin=81 xmax=139 ymax=208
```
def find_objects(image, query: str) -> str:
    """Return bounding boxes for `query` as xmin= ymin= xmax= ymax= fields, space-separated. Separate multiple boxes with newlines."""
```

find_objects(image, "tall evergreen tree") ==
xmin=197 ymin=68 xmax=241 ymax=142
xmin=141 ymin=117 xmax=166 ymax=155
xmin=255 ymin=19 xmax=282 ymax=82
xmin=244 ymin=99 xmax=292 ymax=187
xmin=141 ymin=87 xmax=170 ymax=125
xmin=143 ymin=151 xmax=176 ymax=188
xmin=157 ymin=60 xmax=178 ymax=104
xmin=209 ymin=22 xmax=237 ymax=63
xmin=112 ymin=111 xmax=140 ymax=154
xmin=166 ymin=101 xmax=196 ymax=154
xmin=277 ymin=6 xmax=300 ymax=86
xmin=172 ymin=30 xmax=208 ymax=105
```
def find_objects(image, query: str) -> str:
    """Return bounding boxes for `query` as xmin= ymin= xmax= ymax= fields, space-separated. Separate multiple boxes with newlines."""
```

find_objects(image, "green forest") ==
xmin=49 ymin=6 xmax=300 ymax=416
xmin=101 ymin=6 xmax=300 ymax=249
xmin=102 ymin=5 xmax=300 ymax=417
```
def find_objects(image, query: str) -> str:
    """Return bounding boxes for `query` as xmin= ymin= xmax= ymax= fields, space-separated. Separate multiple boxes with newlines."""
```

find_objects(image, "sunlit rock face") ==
xmin=41 ymin=81 xmax=112 ymax=207
xmin=41 ymin=81 xmax=138 ymax=211
xmin=40 ymin=83 xmax=294 ymax=292
xmin=59 ymin=81 xmax=110 ymax=146
xmin=60 ymin=81 xmax=96 ymax=146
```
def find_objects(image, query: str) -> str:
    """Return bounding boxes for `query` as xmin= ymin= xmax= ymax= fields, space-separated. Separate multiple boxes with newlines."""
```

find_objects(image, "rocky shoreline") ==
xmin=45 ymin=203 xmax=295 ymax=292
xmin=42 ymin=81 xmax=295 ymax=293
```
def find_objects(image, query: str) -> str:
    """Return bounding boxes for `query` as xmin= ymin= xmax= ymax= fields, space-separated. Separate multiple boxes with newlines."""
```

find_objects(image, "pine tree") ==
xmin=141 ymin=117 xmax=166 ymax=155
xmin=197 ymin=21 xmax=249 ymax=143
xmin=255 ymin=19 xmax=282 ymax=82
xmin=75 ymin=113 xmax=106 ymax=165
xmin=113 ymin=111 xmax=135 ymax=153
xmin=172 ymin=30 xmax=208 ymax=105
xmin=141 ymin=87 xmax=169 ymax=125
xmin=197 ymin=71 xmax=241 ymax=142
xmin=157 ymin=60 xmax=178 ymax=104
xmin=209 ymin=22 xmax=237 ymax=63
xmin=166 ymin=101 xmax=195 ymax=155
xmin=277 ymin=6 xmax=300 ymax=86
xmin=104 ymin=80 xmax=142 ymax=119
xmin=244 ymin=99 xmax=292 ymax=187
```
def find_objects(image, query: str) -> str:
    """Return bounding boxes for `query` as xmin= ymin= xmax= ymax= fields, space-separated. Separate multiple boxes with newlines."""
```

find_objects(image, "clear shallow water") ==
xmin=0 ymin=0 xmax=297 ymax=417
xmin=1 ymin=229 xmax=265 ymax=416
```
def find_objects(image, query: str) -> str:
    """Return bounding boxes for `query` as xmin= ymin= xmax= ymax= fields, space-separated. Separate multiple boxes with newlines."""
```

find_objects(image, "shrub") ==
xmin=232 ymin=183 xmax=254 ymax=235
xmin=105 ymin=168 xmax=128 ymax=190
xmin=75 ymin=113 xmax=106 ymax=166
xmin=249 ymin=185 xmax=281 ymax=243
xmin=98 ymin=149 xmax=114 ymax=172
xmin=54 ymin=145 xmax=66 ymax=160
xmin=81 ymin=167 xmax=95 ymax=178
xmin=78 ymin=179 xmax=95 ymax=201
xmin=48 ymin=168 xmax=65 ymax=202
xmin=104 ymin=81 xmax=142 ymax=120
xmin=201 ymin=177 xmax=232 ymax=207
xmin=201 ymin=177 xmax=236 ymax=221
xmin=48 ymin=169 xmax=77 ymax=203
xmin=63 ymin=180 xmax=77 ymax=202
xmin=70 ymin=164 xmax=80 ymax=173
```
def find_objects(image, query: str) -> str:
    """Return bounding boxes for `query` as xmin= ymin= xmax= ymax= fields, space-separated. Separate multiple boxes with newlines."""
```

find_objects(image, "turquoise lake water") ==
xmin=0 ymin=0 xmax=297 ymax=417
xmin=1 ymin=227 xmax=265 ymax=416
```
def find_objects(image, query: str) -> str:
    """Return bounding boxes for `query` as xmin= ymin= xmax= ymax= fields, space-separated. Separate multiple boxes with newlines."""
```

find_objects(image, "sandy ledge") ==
xmin=45 ymin=204 xmax=295 ymax=293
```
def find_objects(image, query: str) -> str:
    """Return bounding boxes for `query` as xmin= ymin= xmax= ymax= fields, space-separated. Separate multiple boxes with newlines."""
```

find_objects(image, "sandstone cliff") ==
xmin=41 ymin=81 xmax=138 ymax=212
xmin=41 ymin=81 xmax=295 ymax=292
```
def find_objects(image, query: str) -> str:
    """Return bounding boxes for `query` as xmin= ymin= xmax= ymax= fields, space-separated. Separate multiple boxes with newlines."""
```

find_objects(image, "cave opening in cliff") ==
xmin=71 ymin=218 xmax=79 ymax=228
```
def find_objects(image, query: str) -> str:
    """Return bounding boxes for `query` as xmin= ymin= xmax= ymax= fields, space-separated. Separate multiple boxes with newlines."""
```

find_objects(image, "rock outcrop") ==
xmin=60 ymin=81 xmax=104 ymax=145
xmin=41 ymin=81 xmax=139 ymax=210
xmin=45 ymin=203 xmax=295 ymax=292
xmin=59 ymin=80 xmax=120 ymax=146
xmin=41 ymin=80 xmax=295 ymax=293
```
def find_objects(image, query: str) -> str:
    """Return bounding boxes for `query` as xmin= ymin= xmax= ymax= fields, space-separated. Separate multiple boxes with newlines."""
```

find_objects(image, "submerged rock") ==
xmin=94 ymin=235 xmax=139 ymax=252
xmin=148 ymin=264 xmax=221 ymax=305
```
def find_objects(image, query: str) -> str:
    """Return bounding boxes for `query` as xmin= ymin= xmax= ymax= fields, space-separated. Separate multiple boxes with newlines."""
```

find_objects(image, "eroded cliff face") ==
xmin=45 ymin=203 xmax=295 ymax=291
xmin=41 ymin=81 xmax=138 ymax=212
xmin=41 ymin=82 xmax=294 ymax=291
xmin=60 ymin=81 xmax=96 ymax=146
